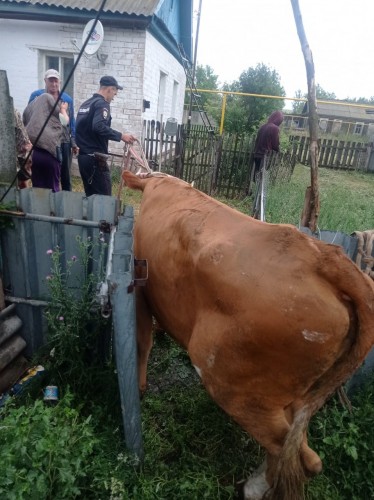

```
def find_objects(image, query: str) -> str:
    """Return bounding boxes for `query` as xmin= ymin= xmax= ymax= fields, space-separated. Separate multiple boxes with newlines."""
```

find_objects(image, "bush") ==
xmin=0 ymin=393 xmax=97 ymax=499
xmin=42 ymin=236 xmax=111 ymax=394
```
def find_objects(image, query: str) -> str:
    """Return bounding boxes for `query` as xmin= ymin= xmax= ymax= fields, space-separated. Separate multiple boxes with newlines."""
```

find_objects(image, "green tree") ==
xmin=218 ymin=63 xmax=285 ymax=134
xmin=195 ymin=64 xmax=219 ymax=105
xmin=291 ymin=89 xmax=305 ymax=114
xmin=292 ymin=84 xmax=337 ymax=114
xmin=343 ymin=96 xmax=374 ymax=105
xmin=185 ymin=64 xmax=221 ymax=120
xmin=316 ymin=84 xmax=336 ymax=100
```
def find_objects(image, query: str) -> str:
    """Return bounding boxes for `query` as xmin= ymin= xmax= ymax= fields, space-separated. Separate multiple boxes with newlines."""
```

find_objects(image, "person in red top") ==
xmin=253 ymin=110 xmax=284 ymax=176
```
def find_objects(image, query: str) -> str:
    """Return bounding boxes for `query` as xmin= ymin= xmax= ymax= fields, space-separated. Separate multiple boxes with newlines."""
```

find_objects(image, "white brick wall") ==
xmin=143 ymin=31 xmax=186 ymax=126
xmin=0 ymin=18 xmax=186 ymax=156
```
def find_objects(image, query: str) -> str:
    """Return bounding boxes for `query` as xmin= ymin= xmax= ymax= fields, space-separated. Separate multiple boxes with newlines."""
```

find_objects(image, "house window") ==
xmin=171 ymin=80 xmax=179 ymax=117
xmin=319 ymin=118 xmax=328 ymax=132
xmin=332 ymin=120 xmax=342 ymax=134
xmin=367 ymin=123 xmax=374 ymax=139
xmin=157 ymin=71 xmax=167 ymax=121
xmin=44 ymin=53 xmax=74 ymax=98
xmin=291 ymin=119 xmax=300 ymax=129
xmin=354 ymin=122 xmax=364 ymax=135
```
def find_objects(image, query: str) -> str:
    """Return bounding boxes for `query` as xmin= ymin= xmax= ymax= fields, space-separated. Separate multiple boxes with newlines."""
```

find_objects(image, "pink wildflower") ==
xmin=46 ymin=249 xmax=53 ymax=255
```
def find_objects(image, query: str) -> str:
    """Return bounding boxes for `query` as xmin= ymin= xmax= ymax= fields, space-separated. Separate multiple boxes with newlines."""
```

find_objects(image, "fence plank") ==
xmin=288 ymin=135 xmax=369 ymax=171
xmin=138 ymin=124 xmax=370 ymax=198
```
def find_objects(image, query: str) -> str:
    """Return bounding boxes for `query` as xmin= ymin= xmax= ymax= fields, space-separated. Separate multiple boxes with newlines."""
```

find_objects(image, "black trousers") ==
xmin=253 ymin=157 xmax=263 ymax=177
xmin=61 ymin=142 xmax=72 ymax=191
xmin=78 ymin=154 xmax=112 ymax=197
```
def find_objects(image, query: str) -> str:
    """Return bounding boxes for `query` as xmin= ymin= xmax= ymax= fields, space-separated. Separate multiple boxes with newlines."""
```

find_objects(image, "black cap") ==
xmin=99 ymin=76 xmax=123 ymax=90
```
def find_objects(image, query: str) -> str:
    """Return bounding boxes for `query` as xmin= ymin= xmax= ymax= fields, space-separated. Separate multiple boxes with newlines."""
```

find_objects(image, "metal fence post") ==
xmin=109 ymin=206 xmax=143 ymax=460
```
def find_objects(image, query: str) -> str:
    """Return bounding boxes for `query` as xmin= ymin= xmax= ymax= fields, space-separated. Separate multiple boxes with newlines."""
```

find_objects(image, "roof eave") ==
xmin=0 ymin=4 xmax=152 ymax=28
xmin=148 ymin=15 xmax=190 ymax=65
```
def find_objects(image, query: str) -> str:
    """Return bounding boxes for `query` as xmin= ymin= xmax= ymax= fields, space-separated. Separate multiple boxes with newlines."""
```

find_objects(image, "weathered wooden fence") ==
xmin=142 ymin=119 xmax=183 ymax=175
xmin=141 ymin=122 xmax=296 ymax=197
xmin=140 ymin=124 xmax=373 ymax=192
xmin=290 ymin=135 xmax=370 ymax=170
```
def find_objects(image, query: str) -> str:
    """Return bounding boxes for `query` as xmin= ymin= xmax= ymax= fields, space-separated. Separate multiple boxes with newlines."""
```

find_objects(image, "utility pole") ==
xmin=188 ymin=0 xmax=203 ymax=132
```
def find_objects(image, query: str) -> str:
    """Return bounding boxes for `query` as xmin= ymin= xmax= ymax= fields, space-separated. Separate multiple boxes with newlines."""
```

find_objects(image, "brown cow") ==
xmin=122 ymin=170 xmax=374 ymax=500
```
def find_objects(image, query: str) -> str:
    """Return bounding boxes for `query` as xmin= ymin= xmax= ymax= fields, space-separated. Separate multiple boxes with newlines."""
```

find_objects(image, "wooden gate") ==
xmin=142 ymin=121 xmax=296 ymax=198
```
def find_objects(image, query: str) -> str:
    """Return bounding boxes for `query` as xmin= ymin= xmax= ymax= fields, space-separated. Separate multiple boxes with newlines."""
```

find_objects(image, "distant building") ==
xmin=284 ymin=100 xmax=374 ymax=139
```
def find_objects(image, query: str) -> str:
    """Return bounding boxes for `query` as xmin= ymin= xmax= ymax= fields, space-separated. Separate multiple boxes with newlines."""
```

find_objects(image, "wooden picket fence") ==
xmin=141 ymin=121 xmax=296 ymax=198
xmin=290 ymin=135 xmax=370 ymax=170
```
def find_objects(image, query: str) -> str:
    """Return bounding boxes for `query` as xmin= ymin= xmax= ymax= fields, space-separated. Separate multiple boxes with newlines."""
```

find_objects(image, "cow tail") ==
xmin=309 ymin=249 xmax=374 ymax=408
xmin=265 ymin=408 xmax=309 ymax=500
xmin=122 ymin=170 xmax=147 ymax=192
xmin=267 ymin=255 xmax=374 ymax=500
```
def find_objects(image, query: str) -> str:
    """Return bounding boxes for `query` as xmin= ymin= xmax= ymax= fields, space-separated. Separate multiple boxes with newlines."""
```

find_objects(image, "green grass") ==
xmin=74 ymin=164 xmax=374 ymax=234
xmin=2 ymin=338 xmax=373 ymax=499
xmin=224 ymin=164 xmax=374 ymax=233
xmin=266 ymin=165 xmax=374 ymax=232
xmin=2 ymin=166 xmax=373 ymax=499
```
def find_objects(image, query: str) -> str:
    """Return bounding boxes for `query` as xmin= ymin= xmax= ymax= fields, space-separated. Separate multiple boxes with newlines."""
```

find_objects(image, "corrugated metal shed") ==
xmin=0 ymin=187 xmax=120 ymax=357
xmin=1 ymin=0 xmax=160 ymax=16
xmin=0 ymin=188 xmax=143 ymax=455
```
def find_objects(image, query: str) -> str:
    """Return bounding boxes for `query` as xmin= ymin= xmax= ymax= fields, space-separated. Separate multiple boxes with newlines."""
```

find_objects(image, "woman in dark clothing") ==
xmin=253 ymin=110 xmax=284 ymax=176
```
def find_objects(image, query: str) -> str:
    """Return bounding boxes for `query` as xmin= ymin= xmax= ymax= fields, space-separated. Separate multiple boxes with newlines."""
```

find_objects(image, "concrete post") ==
xmin=0 ymin=70 xmax=17 ymax=187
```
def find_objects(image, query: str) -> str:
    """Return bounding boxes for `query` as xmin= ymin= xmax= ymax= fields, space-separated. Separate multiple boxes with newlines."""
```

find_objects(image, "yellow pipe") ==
xmin=219 ymin=94 xmax=227 ymax=135
xmin=185 ymin=88 xmax=374 ymax=133
xmin=192 ymin=88 xmax=374 ymax=110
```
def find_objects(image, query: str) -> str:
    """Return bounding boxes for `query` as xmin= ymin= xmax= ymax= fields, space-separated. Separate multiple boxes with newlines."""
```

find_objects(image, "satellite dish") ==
xmin=82 ymin=20 xmax=104 ymax=56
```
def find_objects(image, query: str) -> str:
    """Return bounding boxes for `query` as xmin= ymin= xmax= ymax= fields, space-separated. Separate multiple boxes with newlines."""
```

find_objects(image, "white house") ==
xmin=0 ymin=0 xmax=192 ymax=150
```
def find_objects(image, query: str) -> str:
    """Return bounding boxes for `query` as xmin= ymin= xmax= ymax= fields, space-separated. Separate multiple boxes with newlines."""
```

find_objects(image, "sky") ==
xmin=194 ymin=0 xmax=374 ymax=107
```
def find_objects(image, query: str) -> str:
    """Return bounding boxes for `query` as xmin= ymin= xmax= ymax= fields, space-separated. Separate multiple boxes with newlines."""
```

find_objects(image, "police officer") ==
xmin=75 ymin=75 xmax=136 ymax=196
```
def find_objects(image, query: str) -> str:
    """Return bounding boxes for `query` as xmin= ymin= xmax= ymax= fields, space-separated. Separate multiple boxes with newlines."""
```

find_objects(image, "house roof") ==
xmin=0 ymin=0 xmax=160 ymax=16
xmin=302 ymin=100 xmax=374 ymax=123
xmin=0 ymin=0 xmax=193 ymax=61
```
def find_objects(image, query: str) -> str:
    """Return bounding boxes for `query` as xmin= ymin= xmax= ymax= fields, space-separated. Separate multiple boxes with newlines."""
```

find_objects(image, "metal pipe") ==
xmin=5 ymin=296 xmax=49 ymax=307
xmin=0 ymin=209 xmax=113 ymax=231
xmin=219 ymin=94 xmax=227 ymax=136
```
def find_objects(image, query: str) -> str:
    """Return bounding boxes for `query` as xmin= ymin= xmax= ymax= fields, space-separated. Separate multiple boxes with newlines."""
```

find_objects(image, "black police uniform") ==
xmin=76 ymin=93 xmax=122 ymax=196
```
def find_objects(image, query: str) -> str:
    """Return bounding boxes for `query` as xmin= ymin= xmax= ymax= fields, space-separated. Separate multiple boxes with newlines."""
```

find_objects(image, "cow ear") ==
xmin=191 ymin=181 xmax=195 ymax=187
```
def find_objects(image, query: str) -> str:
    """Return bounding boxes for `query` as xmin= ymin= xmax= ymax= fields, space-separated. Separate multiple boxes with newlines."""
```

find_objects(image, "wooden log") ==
xmin=0 ymin=315 xmax=23 ymax=346
xmin=301 ymin=186 xmax=312 ymax=227
xmin=0 ymin=354 xmax=29 ymax=395
xmin=291 ymin=0 xmax=320 ymax=232
xmin=0 ymin=335 xmax=27 ymax=373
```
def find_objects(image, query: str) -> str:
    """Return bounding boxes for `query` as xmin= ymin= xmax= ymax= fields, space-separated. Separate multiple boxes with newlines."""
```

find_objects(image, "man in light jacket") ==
xmin=28 ymin=69 xmax=78 ymax=191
